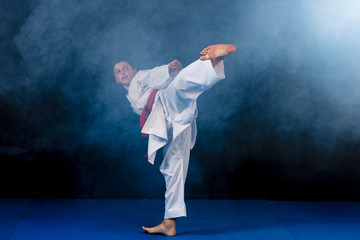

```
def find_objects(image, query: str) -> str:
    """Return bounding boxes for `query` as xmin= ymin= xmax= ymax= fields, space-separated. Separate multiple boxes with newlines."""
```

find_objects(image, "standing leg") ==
xmin=142 ymin=126 xmax=192 ymax=237
xmin=161 ymin=125 xmax=192 ymax=219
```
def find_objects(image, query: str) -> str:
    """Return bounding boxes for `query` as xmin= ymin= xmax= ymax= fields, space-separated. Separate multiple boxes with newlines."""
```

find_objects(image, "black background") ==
xmin=1 ymin=0 xmax=360 ymax=200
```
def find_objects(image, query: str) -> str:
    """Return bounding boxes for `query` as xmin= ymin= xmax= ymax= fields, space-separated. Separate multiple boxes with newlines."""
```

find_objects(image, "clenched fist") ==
xmin=168 ymin=59 xmax=182 ymax=78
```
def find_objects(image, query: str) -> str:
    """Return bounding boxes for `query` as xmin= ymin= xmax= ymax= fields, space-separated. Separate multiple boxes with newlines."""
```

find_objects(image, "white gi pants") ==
xmin=158 ymin=59 xmax=225 ymax=219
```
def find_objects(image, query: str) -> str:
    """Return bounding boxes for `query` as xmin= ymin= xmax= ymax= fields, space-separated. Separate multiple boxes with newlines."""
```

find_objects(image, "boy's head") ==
xmin=113 ymin=61 xmax=137 ymax=90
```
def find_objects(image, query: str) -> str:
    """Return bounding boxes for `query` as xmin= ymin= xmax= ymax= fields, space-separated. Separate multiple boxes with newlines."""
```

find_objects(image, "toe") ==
xmin=142 ymin=227 xmax=150 ymax=234
xmin=200 ymin=55 xmax=209 ymax=61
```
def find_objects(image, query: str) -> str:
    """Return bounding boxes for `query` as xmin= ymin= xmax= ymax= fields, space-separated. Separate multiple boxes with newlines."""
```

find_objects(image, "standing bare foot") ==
xmin=200 ymin=44 xmax=237 ymax=67
xmin=142 ymin=218 xmax=176 ymax=237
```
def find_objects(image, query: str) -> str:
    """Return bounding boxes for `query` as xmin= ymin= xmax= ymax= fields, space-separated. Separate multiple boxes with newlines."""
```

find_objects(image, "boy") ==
xmin=114 ymin=44 xmax=236 ymax=236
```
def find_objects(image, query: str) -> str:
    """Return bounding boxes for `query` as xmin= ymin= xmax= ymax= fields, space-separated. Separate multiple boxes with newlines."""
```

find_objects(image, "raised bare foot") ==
xmin=142 ymin=218 xmax=176 ymax=237
xmin=200 ymin=44 xmax=237 ymax=61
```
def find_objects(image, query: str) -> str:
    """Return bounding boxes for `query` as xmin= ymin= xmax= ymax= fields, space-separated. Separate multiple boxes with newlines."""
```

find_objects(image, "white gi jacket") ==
xmin=126 ymin=60 xmax=225 ymax=165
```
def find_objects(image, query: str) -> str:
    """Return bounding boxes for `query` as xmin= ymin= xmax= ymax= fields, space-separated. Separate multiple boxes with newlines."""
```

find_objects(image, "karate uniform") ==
xmin=127 ymin=59 xmax=225 ymax=219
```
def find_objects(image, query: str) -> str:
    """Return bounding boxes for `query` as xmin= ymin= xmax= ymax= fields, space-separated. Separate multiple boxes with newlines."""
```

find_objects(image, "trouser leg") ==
xmin=173 ymin=59 xmax=225 ymax=101
xmin=157 ymin=60 xmax=225 ymax=219
xmin=159 ymin=59 xmax=224 ymax=120
xmin=160 ymin=125 xmax=192 ymax=219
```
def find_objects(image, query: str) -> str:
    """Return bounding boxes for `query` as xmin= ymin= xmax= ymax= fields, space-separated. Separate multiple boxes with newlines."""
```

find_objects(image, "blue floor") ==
xmin=1 ymin=199 xmax=359 ymax=239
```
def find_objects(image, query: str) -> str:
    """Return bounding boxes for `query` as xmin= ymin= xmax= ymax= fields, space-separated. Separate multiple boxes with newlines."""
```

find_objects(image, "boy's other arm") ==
xmin=139 ymin=60 xmax=182 ymax=89
xmin=168 ymin=59 xmax=182 ymax=78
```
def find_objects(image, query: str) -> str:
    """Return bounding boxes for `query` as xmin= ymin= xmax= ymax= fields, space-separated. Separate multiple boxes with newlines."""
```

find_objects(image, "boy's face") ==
xmin=114 ymin=61 xmax=137 ymax=87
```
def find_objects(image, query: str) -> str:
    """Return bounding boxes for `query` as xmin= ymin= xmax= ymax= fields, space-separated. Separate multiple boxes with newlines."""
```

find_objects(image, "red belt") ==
xmin=140 ymin=89 xmax=158 ymax=137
